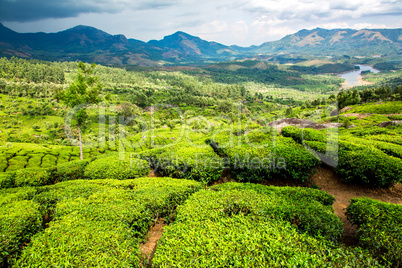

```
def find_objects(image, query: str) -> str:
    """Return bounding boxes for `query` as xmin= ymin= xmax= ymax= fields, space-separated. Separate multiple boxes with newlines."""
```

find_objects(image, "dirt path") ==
xmin=140 ymin=218 xmax=166 ymax=267
xmin=311 ymin=166 xmax=402 ymax=245
xmin=148 ymin=170 xmax=161 ymax=178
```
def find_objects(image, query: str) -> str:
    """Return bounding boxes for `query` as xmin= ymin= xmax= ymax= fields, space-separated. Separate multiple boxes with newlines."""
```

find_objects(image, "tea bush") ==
xmin=337 ymin=143 xmax=402 ymax=187
xmin=210 ymin=130 xmax=319 ymax=182
xmin=84 ymin=156 xmax=149 ymax=180
xmin=0 ymin=188 xmax=42 ymax=267
xmin=52 ymin=159 xmax=89 ymax=182
xmin=16 ymin=178 xmax=202 ymax=267
xmin=0 ymin=155 xmax=7 ymax=171
xmin=347 ymin=197 xmax=402 ymax=266
xmin=6 ymin=155 xmax=29 ymax=171
xmin=14 ymin=167 xmax=52 ymax=187
xmin=153 ymin=183 xmax=380 ymax=267
xmin=282 ymin=126 xmax=402 ymax=187
xmin=141 ymin=141 xmax=224 ymax=184
xmin=16 ymin=216 xmax=140 ymax=267
xmin=0 ymin=172 xmax=15 ymax=189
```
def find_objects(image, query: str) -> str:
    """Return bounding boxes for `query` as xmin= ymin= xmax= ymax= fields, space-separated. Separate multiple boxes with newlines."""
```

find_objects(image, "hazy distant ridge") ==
xmin=0 ymin=23 xmax=400 ymax=65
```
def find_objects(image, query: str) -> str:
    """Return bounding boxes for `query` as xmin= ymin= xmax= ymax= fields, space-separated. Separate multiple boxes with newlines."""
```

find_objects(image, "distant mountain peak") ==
xmin=63 ymin=25 xmax=111 ymax=36
xmin=0 ymin=23 xmax=400 ymax=65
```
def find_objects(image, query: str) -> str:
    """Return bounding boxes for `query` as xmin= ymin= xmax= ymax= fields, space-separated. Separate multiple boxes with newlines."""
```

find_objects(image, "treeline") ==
xmin=289 ymin=63 xmax=356 ymax=74
xmin=337 ymin=86 xmax=402 ymax=109
xmin=296 ymin=85 xmax=402 ymax=111
xmin=373 ymin=61 xmax=401 ymax=71
xmin=199 ymin=66 xmax=307 ymax=86
xmin=0 ymin=57 xmax=65 ymax=83
xmin=0 ymin=79 xmax=63 ymax=99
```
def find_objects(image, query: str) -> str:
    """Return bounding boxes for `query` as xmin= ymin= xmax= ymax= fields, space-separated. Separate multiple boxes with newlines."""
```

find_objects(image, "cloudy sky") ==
xmin=0 ymin=0 xmax=401 ymax=46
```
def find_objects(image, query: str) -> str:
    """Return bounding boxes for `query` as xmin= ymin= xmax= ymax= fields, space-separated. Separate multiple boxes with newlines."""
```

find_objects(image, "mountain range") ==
xmin=0 ymin=23 xmax=401 ymax=66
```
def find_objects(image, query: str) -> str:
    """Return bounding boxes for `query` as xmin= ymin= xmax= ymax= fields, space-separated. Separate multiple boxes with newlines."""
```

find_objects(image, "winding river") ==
xmin=338 ymin=65 xmax=380 ymax=88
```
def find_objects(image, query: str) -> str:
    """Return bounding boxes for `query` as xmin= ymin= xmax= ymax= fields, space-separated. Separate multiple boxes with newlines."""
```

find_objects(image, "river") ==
xmin=338 ymin=65 xmax=380 ymax=88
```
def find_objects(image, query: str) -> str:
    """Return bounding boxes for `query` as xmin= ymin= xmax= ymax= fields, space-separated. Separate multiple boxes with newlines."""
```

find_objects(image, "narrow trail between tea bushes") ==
xmin=140 ymin=218 xmax=166 ymax=268
xmin=311 ymin=166 xmax=402 ymax=245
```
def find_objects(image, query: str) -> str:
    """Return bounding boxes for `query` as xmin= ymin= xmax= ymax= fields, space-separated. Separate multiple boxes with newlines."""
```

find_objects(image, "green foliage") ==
xmin=14 ymin=167 xmax=51 ymax=187
xmin=0 ymin=57 xmax=64 ymax=83
xmin=211 ymin=129 xmax=319 ymax=182
xmin=17 ymin=216 xmax=140 ymax=267
xmin=338 ymin=87 xmax=401 ymax=110
xmin=153 ymin=183 xmax=380 ymax=267
xmin=52 ymin=159 xmax=89 ymax=182
xmin=0 ymin=199 xmax=42 ymax=266
xmin=16 ymin=178 xmax=202 ymax=267
xmin=84 ymin=156 xmax=149 ymax=180
xmin=290 ymin=63 xmax=355 ymax=74
xmin=282 ymin=126 xmax=327 ymax=144
xmin=139 ymin=136 xmax=224 ymax=184
xmin=59 ymin=61 xmax=102 ymax=159
xmin=337 ymin=143 xmax=402 ymax=187
xmin=347 ymin=198 xmax=402 ymax=266
xmin=282 ymin=126 xmax=402 ymax=188
xmin=0 ymin=172 xmax=15 ymax=189
xmin=7 ymin=155 xmax=29 ymax=171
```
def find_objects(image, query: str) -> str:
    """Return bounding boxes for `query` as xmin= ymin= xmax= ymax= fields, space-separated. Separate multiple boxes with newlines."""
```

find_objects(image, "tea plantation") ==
xmin=0 ymin=57 xmax=401 ymax=267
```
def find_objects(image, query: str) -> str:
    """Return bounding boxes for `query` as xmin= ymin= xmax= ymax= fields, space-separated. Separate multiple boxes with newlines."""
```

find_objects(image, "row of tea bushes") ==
xmin=0 ymin=141 xmax=129 ymax=172
xmin=153 ymin=183 xmax=381 ymax=267
xmin=0 ymin=187 xmax=42 ymax=266
xmin=282 ymin=126 xmax=402 ymax=188
xmin=347 ymin=198 xmax=402 ymax=267
xmin=209 ymin=129 xmax=319 ymax=182
xmin=140 ymin=140 xmax=224 ymax=184
xmin=0 ymin=144 xmax=86 ymax=172
xmin=15 ymin=178 xmax=202 ymax=267
xmin=84 ymin=155 xmax=149 ymax=180
xmin=337 ymin=140 xmax=402 ymax=187
xmin=0 ymin=156 xmax=150 ymax=189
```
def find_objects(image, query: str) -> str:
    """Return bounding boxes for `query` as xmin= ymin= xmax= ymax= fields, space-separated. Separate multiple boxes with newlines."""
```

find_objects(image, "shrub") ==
xmin=17 ymin=216 xmax=140 ymax=267
xmin=0 ymin=156 xmax=7 ymax=172
xmin=141 ymin=141 xmax=224 ymax=184
xmin=347 ymin=198 xmax=402 ymax=266
xmin=14 ymin=167 xmax=51 ymax=187
xmin=84 ymin=156 xmax=149 ymax=180
xmin=211 ymin=131 xmax=319 ymax=182
xmin=156 ymin=146 xmax=223 ymax=184
xmin=16 ymin=178 xmax=202 ymax=267
xmin=41 ymin=154 xmax=57 ymax=168
xmin=0 ymin=187 xmax=37 ymax=205
xmin=0 ymin=200 xmax=42 ymax=267
xmin=52 ymin=159 xmax=89 ymax=182
xmin=0 ymin=172 xmax=15 ymax=189
xmin=282 ymin=126 xmax=327 ymax=143
xmin=153 ymin=183 xmax=380 ymax=267
xmin=337 ymin=142 xmax=402 ymax=187
xmin=388 ymin=114 xmax=402 ymax=120
xmin=283 ymin=126 xmax=402 ymax=188
xmin=6 ymin=155 xmax=29 ymax=172
xmin=26 ymin=154 xmax=43 ymax=168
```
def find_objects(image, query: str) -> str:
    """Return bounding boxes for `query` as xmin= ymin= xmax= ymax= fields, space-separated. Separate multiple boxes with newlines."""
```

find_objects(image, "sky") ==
xmin=0 ymin=0 xmax=401 ymax=46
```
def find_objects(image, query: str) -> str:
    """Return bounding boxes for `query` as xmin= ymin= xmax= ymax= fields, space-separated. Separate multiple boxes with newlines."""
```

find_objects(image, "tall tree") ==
xmin=61 ymin=62 xmax=101 ymax=159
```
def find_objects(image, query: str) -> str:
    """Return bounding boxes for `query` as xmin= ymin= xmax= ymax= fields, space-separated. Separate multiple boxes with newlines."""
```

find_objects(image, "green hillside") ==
xmin=0 ymin=57 xmax=401 ymax=267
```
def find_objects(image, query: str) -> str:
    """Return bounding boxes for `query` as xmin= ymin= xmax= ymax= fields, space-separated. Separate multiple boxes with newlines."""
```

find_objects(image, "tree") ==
xmin=61 ymin=62 xmax=101 ymax=160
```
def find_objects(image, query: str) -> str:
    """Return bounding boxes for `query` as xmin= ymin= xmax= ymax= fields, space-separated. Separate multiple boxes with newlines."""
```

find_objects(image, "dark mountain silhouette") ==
xmin=0 ymin=23 xmax=400 ymax=65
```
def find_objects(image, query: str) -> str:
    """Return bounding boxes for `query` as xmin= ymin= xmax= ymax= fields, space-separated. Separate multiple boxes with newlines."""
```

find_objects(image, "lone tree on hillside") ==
xmin=61 ymin=62 xmax=102 ymax=160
